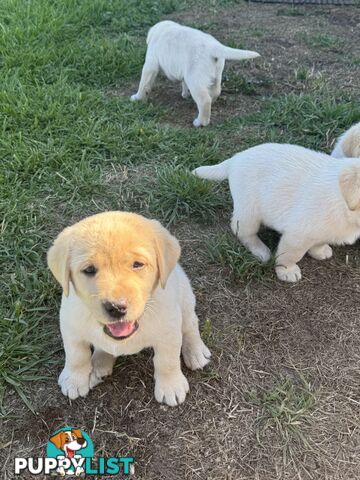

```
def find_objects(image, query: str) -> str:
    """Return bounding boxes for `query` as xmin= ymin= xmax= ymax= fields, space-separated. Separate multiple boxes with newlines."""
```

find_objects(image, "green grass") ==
xmin=207 ymin=233 xmax=275 ymax=282
xmin=0 ymin=0 xmax=187 ymax=415
xmin=222 ymin=69 xmax=257 ymax=95
xmin=143 ymin=165 xmax=230 ymax=226
xmin=293 ymin=66 xmax=314 ymax=82
xmin=1 ymin=0 xmax=359 ymax=414
xmin=252 ymin=378 xmax=317 ymax=462
xmin=299 ymin=33 xmax=344 ymax=51
xmin=276 ymin=7 xmax=305 ymax=16
xmin=243 ymin=89 xmax=360 ymax=151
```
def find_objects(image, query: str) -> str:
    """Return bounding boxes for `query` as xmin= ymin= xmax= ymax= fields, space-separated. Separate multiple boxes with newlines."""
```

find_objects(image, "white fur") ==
xmin=58 ymin=264 xmax=210 ymax=407
xmin=193 ymin=143 xmax=360 ymax=282
xmin=332 ymin=135 xmax=346 ymax=158
xmin=130 ymin=20 xmax=259 ymax=127
xmin=332 ymin=122 xmax=360 ymax=158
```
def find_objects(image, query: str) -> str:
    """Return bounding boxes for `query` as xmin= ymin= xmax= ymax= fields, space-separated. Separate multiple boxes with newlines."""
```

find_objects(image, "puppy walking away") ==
xmin=131 ymin=20 xmax=259 ymax=127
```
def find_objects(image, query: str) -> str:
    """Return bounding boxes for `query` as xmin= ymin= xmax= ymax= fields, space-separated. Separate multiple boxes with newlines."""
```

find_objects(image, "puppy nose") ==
xmin=77 ymin=437 xmax=86 ymax=445
xmin=103 ymin=300 xmax=127 ymax=319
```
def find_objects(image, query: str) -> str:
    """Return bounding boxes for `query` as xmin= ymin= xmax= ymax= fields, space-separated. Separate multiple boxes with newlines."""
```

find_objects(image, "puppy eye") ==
xmin=133 ymin=261 xmax=144 ymax=270
xmin=82 ymin=265 xmax=97 ymax=276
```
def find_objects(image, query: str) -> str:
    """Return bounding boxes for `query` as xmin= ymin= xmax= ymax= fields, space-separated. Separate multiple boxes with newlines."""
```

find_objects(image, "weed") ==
xmin=207 ymin=233 xmax=275 ymax=282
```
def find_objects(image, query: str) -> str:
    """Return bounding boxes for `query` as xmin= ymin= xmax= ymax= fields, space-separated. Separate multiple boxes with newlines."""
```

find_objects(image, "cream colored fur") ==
xmin=47 ymin=212 xmax=210 ymax=407
xmin=332 ymin=122 xmax=360 ymax=158
xmin=193 ymin=143 xmax=360 ymax=283
xmin=130 ymin=20 xmax=259 ymax=127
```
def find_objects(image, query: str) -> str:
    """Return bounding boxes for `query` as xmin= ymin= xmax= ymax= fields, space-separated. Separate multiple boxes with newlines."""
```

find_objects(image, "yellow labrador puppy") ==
xmin=194 ymin=143 xmax=360 ymax=283
xmin=47 ymin=212 xmax=210 ymax=407
xmin=131 ymin=20 xmax=259 ymax=127
xmin=332 ymin=122 xmax=360 ymax=158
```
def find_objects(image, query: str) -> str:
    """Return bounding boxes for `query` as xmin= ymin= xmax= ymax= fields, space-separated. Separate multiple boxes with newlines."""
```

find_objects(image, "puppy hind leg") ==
xmin=308 ymin=244 xmax=333 ymax=260
xmin=90 ymin=348 xmax=116 ymax=388
xmin=131 ymin=60 xmax=159 ymax=101
xmin=210 ymin=79 xmax=221 ymax=102
xmin=181 ymin=80 xmax=190 ymax=99
xmin=231 ymin=214 xmax=271 ymax=262
xmin=188 ymin=82 xmax=212 ymax=127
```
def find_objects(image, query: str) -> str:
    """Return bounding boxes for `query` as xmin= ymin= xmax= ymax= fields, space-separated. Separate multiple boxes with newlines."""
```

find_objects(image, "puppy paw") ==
xmin=276 ymin=264 xmax=302 ymax=283
xmin=182 ymin=341 xmax=211 ymax=370
xmin=92 ymin=350 xmax=115 ymax=378
xmin=58 ymin=368 xmax=91 ymax=400
xmin=308 ymin=244 xmax=333 ymax=260
xmin=193 ymin=118 xmax=210 ymax=127
xmin=75 ymin=466 xmax=85 ymax=476
xmin=130 ymin=94 xmax=140 ymax=102
xmin=154 ymin=373 xmax=189 ymax=407
xmin=182 ymin=91 xmax=190 ymax=99
xmin=253 ymin=246 xmax=271 ymax=263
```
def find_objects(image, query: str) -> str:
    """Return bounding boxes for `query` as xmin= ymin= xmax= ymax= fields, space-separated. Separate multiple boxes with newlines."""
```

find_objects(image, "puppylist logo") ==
xmin=15 ymin=426 xmax=134 ymax=476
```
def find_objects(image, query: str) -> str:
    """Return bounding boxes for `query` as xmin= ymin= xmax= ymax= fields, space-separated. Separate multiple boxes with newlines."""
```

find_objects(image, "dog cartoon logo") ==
xmin=15 ymin=426 xmax=134 ymax=476
xmin=47 ymin=427 xmax=94 ymax=476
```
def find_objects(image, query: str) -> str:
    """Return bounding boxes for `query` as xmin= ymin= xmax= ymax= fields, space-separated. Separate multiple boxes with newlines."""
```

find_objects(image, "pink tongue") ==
xmin=67 ymin=448 xmax=75 ymax=459
xmin=107 ymin=321 xmax=135 ymax=337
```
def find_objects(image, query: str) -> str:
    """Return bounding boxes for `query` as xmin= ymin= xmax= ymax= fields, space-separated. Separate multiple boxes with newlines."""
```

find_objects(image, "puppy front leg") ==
xmin=153 ymin=333 xmax=189 ymax=407
xmin=58 ymin=335 xmax=92 ymax=400
xmin=131 ymin=59 xmax=159 ymax=102
xmin=230 ymin=214 xmax=271 ymax=262
xmin=182 ymin=311 xmax=211 ymax=371
xmin=275 ymin=234 xmax=310 ymax=283
xmin=238 ymin=234 xmax=271 ymax=263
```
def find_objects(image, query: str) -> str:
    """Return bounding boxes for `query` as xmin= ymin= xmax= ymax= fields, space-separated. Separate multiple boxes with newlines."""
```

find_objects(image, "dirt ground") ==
xmin=2 ymin=3 xmax=360 ymax=480
xmin=122 ymin=2 xmax=359 ymax=131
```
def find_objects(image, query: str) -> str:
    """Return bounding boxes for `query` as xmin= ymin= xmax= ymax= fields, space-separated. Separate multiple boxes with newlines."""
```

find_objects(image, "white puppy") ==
xmin=131 ymin=20 xmax=259 ymax=127
xmin=193 ymin=143 xmax=360 ymax=282
xmin=332 ymin=122 xmax=360 ymax=158
xmin=47 ymin=212 xmax=210 ymax=407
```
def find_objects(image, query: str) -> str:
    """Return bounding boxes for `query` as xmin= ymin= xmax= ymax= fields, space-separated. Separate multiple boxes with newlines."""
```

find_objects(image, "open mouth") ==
xmin=65 ymin=447 xmax=76 ymax=459
xmin=104 ymin=320 xmax=139 ymax=340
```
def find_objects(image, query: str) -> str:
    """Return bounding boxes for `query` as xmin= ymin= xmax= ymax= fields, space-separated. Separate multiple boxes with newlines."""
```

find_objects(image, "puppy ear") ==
xmin=152 ymin=220 xmax=181 ymax=289
xmin=47 ymin=228 xmax=72 ymax=297
xmin=340 ymin=166 xmax=360 ymax=211
xmin=49 ymin=432 xmax=64 ymax=450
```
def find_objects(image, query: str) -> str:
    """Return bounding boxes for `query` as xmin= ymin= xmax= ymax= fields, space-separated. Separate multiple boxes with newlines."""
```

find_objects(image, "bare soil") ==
xmin=120 ymin=2 xmax=359 ymax=129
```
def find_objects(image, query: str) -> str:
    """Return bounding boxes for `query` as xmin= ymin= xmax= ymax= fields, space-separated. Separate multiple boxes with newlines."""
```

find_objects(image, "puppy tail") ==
xmin=192 ymin=159 xmax=230 ymax=181
xmin=213 ymin=45 xmax=260 ymax=61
